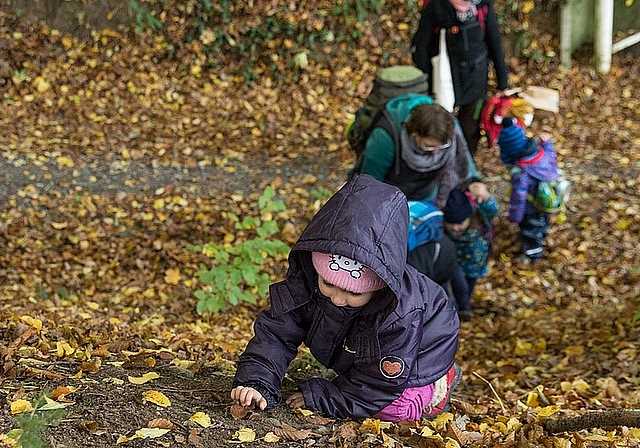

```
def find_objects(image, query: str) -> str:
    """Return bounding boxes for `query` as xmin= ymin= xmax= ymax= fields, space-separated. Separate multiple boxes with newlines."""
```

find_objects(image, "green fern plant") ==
xmin=6 ymin=391 xmax=69 ymax=448
xmin=187 ymin=186 xmax=290 ymax=314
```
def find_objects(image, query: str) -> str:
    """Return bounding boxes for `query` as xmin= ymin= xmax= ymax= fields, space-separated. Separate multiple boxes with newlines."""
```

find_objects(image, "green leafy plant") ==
xmin=187 ymin=187 xmax=290 ymax=314
xmin=130 ymin=0 xmax=163 ymax=33
xmin=332 ymin=0 xmax=383 ymax=24
xmin=309 ymin=185 xmax=334 ymax=201
xmin=6 ymin=391 xmax=69 ymax=448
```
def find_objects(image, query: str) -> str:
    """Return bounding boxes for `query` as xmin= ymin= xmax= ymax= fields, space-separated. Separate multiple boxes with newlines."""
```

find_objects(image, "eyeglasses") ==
xmin=411 ymin=134 xmax=452 ymax=153
xmin=419 ymin=140 xmax=452 ymax=152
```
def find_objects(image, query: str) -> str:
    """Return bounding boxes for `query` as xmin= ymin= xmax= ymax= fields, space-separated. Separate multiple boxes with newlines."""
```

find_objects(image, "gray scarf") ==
xmin=400 ymin=127 xmax=456 ymax=173
xmin=400 ymin=126 xmax=472 ymax=208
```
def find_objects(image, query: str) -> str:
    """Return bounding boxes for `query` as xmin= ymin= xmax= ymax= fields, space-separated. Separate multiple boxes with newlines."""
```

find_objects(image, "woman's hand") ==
xmin=231 ymin=386 xmax=267 ymax=410
xmin=468 ymin=182 xmax=490 ymax=204
xmin=285 ymin=392 xmax=306 ymax=410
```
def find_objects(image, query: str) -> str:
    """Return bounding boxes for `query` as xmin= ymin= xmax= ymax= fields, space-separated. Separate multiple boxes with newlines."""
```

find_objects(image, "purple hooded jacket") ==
xmin=508 ymin=139 xmax=559 ymax=223
xmin=232 ymin=174 xmax=460 ymax=419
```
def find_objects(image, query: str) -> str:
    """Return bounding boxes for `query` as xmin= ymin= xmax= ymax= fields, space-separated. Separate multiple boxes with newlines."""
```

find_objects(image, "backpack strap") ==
xmin=373 ymin=109 xmax=403 ymax=176
xmin=349 ymin=109 xmax=400 ymax=179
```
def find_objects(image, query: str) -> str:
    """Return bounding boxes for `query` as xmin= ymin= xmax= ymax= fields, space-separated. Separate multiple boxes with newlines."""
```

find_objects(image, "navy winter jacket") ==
xmin=412 ymin=0 xmax=509 ymax=106
xmin=232 ymin=175 xmax=460 ymax=419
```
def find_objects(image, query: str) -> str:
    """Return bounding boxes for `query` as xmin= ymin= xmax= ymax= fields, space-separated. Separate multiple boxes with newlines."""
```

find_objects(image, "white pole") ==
xmin=559 ymin=1 xmax=573 ymax=68
xmin=594 ymin=0 xmax=614 ymax=73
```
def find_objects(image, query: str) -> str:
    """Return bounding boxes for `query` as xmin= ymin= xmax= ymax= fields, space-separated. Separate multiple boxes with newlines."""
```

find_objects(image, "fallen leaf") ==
xmin=148 ymin=418 xmax=174 ymax=429
xmin=164 ymin=268 xmax=181 ymax=285
xmin=231 ymin=427 xmax=256 ymax=443
xmin=189 ymin=412 xmax=212 ymax=428
xmin=128 ymin=372 xmax=160 ymax=384
xmin=230 ymin=404 xmax=250 ymax=420
xmin=10 ymin=399 xmax=33 ymax=414
xmin=142 ymin=390 xmax=171 ymax=407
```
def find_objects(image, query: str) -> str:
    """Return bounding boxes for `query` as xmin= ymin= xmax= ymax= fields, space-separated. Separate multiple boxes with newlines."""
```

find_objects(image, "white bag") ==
xmin=431 ymin=28 xmax=455 ymax=112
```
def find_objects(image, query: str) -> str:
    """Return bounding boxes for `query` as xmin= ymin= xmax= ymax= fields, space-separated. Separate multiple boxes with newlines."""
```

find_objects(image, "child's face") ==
xmin=317 ymin=275 xmax=375 ymax=308
xmin=445 ymin=218 xmax=471 ymax=237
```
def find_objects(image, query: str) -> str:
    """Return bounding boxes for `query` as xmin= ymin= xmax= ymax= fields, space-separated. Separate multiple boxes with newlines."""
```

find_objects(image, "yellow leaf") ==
xmin=526 ymin=391 xmax=539 ymax=407
xmin=263 ymin=432 xmax=281 ymax=442
xmin=128 ymin=372 xmax=160 ymax=384
xmin=189 ymin=412 xmax=212 ymax=428
xmin=294 ymin=408 xmax=314 ymax=418
xmin=55 ymin=156 xmax=75 ymax=168
xmin=61 ymin=36 xmax=73 ymax=49
xmin=444 ymin=438 xmax=462 ymax=448
xmin=11 ymin=399 xmax=33 ymax=415
xmin=51 ymin=221 xmax=69 ymax=229
xmin=359 ymin=418 xmax=381 ymax=435
xmin=522 ymin=0 xmax=534 ymax=14
xmin=564 ymin=345 xmax=584 ymax=357
xmin=116 ymin=428 xmax=170 ymax=444
xmin=164 ymin=268 xmax=181 ymax=285
xmin=616 ymin=219 xmax=631 ymax=230
xmin=142 ymin=390 xmax=171 ymax=407
xmin=232 ymin=427 xmax=256 ymax=443
xmin=431 ymin=412 xmax=454 ymax=431
xmin=20 ymin=316 xmax=42 ymax=330
xmin=56 ymin=341 xmax=75 ymax=357
xmin=535 ymin=405 xmax=560 ymax=417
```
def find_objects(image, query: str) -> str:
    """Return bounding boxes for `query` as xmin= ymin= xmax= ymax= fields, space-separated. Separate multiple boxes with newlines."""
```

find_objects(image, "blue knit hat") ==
xmin=443 ymin=189 xmax=473 ymax=224
xmin=498 ymin=118 xmax=528 ymax=164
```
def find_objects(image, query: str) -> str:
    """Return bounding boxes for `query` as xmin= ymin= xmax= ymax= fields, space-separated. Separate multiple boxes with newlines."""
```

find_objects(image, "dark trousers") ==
xmin=407 ymin=235 xmax=456 ymax=286
xmin=450 ymin=265 xmax=477 ymax=312
xmin=520 ymin=209 xmax=551 ymax=260
xmin=456 ymin=99 xmax=483 ymax=156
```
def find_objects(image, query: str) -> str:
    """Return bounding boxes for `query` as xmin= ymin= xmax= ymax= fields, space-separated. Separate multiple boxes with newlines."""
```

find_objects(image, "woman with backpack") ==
xmin=357 ymin=93 xmax=490 ymax=291
xmin=411 ymin=0 xmax=510 ymax=155
xmin=358 ymin=94 xmax=486 ymax=210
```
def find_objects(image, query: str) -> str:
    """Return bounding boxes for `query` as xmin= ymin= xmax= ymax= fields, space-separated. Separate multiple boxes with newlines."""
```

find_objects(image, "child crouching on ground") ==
xmin=443 ymin=189 xmax=498 ymax=321
xmin=231 ymin=174 xmax=461 ymax=422
xmin=498 ymin=118 xmax=560 ymax=263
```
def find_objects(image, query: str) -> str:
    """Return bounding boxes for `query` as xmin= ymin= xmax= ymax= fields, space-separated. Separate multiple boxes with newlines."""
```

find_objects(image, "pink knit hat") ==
xmin=312 ymin=252 xmax=386 ymax=294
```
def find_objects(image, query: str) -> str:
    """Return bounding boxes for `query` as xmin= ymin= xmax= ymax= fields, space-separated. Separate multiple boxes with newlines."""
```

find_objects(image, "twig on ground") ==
xmin=472 ymin=371 xmax=507 ymax=414
xmin=544 ymin=409 xmax=640 ymax=434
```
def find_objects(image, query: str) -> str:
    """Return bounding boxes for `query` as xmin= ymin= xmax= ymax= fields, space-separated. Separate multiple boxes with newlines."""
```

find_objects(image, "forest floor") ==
xmin=1 ymin=4 xmax=639 ymax=448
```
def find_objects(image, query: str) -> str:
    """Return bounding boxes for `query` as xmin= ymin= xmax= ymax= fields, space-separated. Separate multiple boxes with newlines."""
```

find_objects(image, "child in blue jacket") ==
xmin=498 ymin=118 xmax=559 ymax=263
xmin=443 ymin=189 xmax=498 ymax=321
xmin=231 ymin=175 xmax=461 ymax=422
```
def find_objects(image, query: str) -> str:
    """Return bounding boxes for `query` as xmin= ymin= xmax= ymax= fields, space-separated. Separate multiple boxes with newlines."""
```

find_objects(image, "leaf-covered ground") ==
xmin=1 ymin=2 xmax=639 ymax=447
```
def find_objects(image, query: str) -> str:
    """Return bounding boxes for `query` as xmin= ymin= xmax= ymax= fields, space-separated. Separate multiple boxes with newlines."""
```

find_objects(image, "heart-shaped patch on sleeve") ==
xmin=379 ymin=355 xmax=405 ymax=378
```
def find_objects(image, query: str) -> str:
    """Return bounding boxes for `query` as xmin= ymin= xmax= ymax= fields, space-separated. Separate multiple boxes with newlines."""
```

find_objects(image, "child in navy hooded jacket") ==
xmin=498 ymin=118 xmax=559 ymax=262
xmin=231 ymin=174 xmax=461 ymax=422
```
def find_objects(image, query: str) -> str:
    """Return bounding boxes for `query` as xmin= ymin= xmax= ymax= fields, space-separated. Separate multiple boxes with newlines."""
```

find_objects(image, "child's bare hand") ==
xmin=231 ymin=386 xmax=267 ymax=410
xmin=468 ymin=182 xmax=490 ymax=203
xmin=538 ymin=132 xmax=550 ymax=142
xmin=285 ymin=392 xmax=306 ymax=410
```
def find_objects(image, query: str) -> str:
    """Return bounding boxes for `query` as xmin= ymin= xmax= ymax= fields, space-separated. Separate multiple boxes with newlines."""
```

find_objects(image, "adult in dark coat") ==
xmin=231 ymin=175 xmax=460 ymax=422
xmin=412 ymin=0 xmax=509 ymax=155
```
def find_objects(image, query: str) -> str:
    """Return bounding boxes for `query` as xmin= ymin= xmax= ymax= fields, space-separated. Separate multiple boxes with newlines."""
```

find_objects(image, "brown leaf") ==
xmin=230 ymin=404 xmax=250 ymax=420
xmin=92 ymin=347 xmax=112 ymax=358
xmin=77 ymin=421 xmax=100 ymax=433
xmin=444 ymin=421 xmax=471 ymax=446
xmin=148 ymin=418 xmax=175 ymax=430
xmin=272 ymin=426 xmax=312 ymax=441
